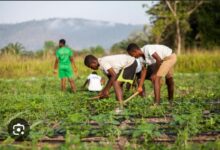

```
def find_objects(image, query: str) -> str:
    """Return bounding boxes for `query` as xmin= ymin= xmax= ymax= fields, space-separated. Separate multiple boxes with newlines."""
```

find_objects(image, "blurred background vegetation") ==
xmin=0 ymin=0 xmax=219 ymax=78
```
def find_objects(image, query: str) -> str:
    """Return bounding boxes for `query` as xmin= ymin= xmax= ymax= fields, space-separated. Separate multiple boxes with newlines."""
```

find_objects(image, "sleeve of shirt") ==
xmin=148 ymin=48 xmax=156 ymax=56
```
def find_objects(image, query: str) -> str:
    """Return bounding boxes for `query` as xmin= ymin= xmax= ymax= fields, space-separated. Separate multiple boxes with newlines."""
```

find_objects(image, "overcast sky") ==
xmin=0 ymin=1 xmax=157 ymax=25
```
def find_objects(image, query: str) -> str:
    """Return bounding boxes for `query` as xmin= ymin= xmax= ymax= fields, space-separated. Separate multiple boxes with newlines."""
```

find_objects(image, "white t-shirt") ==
xmin=136 ymin=59 xmax=142 ymax=73
xmin=141 ymin=44 xmax=172 ymax=65
xmin=98 ymin=54 xmax=135 ymax=74
xmin=87 ymin=74 xmax=102 ymax=91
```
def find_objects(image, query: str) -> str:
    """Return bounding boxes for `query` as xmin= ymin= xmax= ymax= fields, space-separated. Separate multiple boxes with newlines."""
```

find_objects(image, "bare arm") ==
xmin=137 ymin=66 xmax=147 ymax=92
xmin=70 ymin=56 xmax=78 ymax=74
xmin=152 ymin=52 xmax=163 ymax=65
xmin=152 ymin=52 xmax=163 ymax=70
xmin=54 ymin=58 xmax=59 ymax=74
xmin=101 ymin=68 xmax=117 ymax=94
xmin=100 ymin=68 xmax=123 ymax=102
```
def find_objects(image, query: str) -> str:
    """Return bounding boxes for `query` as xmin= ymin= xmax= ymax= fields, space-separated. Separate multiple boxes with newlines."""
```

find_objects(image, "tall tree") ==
xmin=147 ymin=0 xmax=204 ymax=54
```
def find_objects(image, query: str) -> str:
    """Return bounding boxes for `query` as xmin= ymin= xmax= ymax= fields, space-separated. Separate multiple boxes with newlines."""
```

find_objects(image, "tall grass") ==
xmin=176 ymin=50 xmax=220 ymax=73
xmin=0 ymin=51 xmax=219 ymax=78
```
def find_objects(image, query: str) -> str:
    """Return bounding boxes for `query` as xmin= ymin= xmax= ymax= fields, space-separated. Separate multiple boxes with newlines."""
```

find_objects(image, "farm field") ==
xmin=1 ymin=0 xmax=220 ymax=149
xmin=0 ymin=70 xmax=219 ymax=149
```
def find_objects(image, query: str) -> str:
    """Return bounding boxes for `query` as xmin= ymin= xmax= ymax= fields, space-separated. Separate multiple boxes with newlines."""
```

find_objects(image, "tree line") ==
xmin=0 ymin=41 xmax=105 ymax=58
xmin=111 ymin=0 xmax=220 ymax=55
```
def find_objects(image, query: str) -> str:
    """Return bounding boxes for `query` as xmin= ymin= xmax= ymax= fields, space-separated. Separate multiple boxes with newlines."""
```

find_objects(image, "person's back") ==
xmin=56 ymin=47 xmax=72 ymax=69
xmin=87 ymin=73 xmax=102 ymax=92
xmin=54 ymin=39 xmax=77 ymax=92
xmin=141 ymin=44 xmax=172 ymax=65
xmin=98 ymin=54 xmax=135 ymax=74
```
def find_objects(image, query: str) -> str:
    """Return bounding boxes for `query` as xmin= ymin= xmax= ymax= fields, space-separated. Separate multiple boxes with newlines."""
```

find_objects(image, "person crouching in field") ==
xmin=84 ymin=54 xmax=138 ymax=106
xmin=54 ymin=39 xmax=78 ymax=92
xmin=82 ymin=71 xmax=105 ymax=92
xmin=127 ymin=43 xmax=177 ymax=104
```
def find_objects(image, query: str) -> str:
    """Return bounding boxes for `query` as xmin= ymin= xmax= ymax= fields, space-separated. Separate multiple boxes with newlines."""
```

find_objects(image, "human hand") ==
xmin=53 ymin=70 xmax=58 ymax=75
xmin=74 ymin=67 xmax=78 ymax=76
xmin=137 ymin=86 xmax=143 ymax=93
xmin=98 ymin=90 xmax=109 ymax=99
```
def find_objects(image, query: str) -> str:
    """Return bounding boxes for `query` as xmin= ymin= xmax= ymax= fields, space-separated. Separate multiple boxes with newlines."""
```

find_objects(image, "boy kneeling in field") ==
xmin=82 ymin=71 xmax=105 ymax=92
xmin=54 ymin=39 xmax=78 ymax=92
xmin=84 ymin=54 xmax=138 ymax=105
xmin=127 ymin=43 xmax=177 ymax=104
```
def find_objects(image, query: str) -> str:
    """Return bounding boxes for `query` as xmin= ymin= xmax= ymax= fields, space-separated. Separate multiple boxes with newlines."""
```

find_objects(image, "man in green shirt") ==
xmin=54 ymin=39 xmax=77 ymax=92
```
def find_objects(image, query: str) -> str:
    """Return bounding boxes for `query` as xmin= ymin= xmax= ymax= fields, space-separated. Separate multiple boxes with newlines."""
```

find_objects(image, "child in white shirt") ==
xmin=83 ymin=72 xmax=104 ymax=92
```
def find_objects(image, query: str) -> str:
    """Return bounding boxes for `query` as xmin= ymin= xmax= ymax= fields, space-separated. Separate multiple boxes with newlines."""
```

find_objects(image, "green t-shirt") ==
xmin=56 ymin=47 xmax=73 ymax=69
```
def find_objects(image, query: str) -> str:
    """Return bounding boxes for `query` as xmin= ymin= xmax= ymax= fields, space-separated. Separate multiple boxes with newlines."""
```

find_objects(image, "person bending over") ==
xmin=84 ymin=54 xmax=138 ymax=106
xmin=127 ymin=43 xmax=177 ymax=104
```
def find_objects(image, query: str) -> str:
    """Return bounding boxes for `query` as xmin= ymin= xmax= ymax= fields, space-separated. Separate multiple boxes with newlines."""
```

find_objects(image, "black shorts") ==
xmin=136 ymin=63 xmax=157 ymax=80
xmin=117 ymin=60 xmax=137 ymax=82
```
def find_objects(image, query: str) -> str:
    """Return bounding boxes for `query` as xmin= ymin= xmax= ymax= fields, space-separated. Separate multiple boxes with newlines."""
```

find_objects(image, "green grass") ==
xmin=0 ymin=73 xmax=219 ymax=149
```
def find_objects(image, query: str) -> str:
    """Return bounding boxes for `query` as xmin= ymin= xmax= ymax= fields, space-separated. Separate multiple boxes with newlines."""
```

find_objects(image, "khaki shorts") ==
xmin=156 ymin=53 xmax=177 ymax=78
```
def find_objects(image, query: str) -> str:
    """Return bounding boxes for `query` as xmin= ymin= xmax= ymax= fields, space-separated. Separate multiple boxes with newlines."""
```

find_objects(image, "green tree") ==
xmin=43 ymin=41 xmax=57 ymax=58
xmin=147 ymin=0 xmax=204 ymax=54
xmin=110 ymin=40 xmax=128 ymax=54
xmin=110 ymin=26 xmax=150 ymax=54
xmin=186 ymin=0 xmax=220 ymax=49
xmin=0 ymin=42 xmax=25 ymax=55
xmin=90 ymin=45 xmax=105 ymax=55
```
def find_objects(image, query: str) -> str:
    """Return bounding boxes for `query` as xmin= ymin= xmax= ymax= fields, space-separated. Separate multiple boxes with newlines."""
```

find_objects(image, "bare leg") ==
xmin=113 ymin=81 xmax=123 ymax=105
xmin=166 ymin=77 xmax=174 ymax=103
xmin=154 ymin=76 xmax=161 ymax=104
xmin=68 ymin=78 xmax=76 ymax=93
xmin=61 ymin=78 xmax=66 ymax=91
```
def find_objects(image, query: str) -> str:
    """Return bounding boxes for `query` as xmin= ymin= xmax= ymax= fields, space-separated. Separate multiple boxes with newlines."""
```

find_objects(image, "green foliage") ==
xmin=132 ymin=121 xmax=160 ymax=142
xmin=77 ymin=45 xmax=105 ymax=56
xmin=187 ymin=0 xmax=220 ymax=49
xmin=146 ymin=0 xmax=220 ymax=51
xmin=0 ymin=43 xmax=25 ymax=55
xmin=0 ymin=72 xmax=219 ymax=149
xmin=110 ymin=27 xmax=149 ymax=54
xmin=90 ymin=45 xmax=105 ymax=55
xmin=43 ymin=41 xmax=58 ymax=58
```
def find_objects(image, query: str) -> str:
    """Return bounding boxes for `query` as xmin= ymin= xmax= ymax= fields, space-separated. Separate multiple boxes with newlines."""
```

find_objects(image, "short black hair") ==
xmin=59 ymin=39 xmax=66 ymax=45
xmin=127 ymin=43 xmax=140 ymax=53
xmin=84 ymin=55 xmax=97 ymax=67
xmin=92 ymin=71 xmax=97 ymax=75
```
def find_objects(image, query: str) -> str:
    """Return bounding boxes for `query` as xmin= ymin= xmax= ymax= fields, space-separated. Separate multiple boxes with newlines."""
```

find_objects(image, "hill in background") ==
xmin=0 ymin=18 xmax=143 ymax=51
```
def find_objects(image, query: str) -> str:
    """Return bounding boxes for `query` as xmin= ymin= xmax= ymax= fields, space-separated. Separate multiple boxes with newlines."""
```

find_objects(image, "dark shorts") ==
xmin=136 ymin=63 xmax=157 ymax=80
xmin=116 ymin=60 xmax=137 ymax=83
